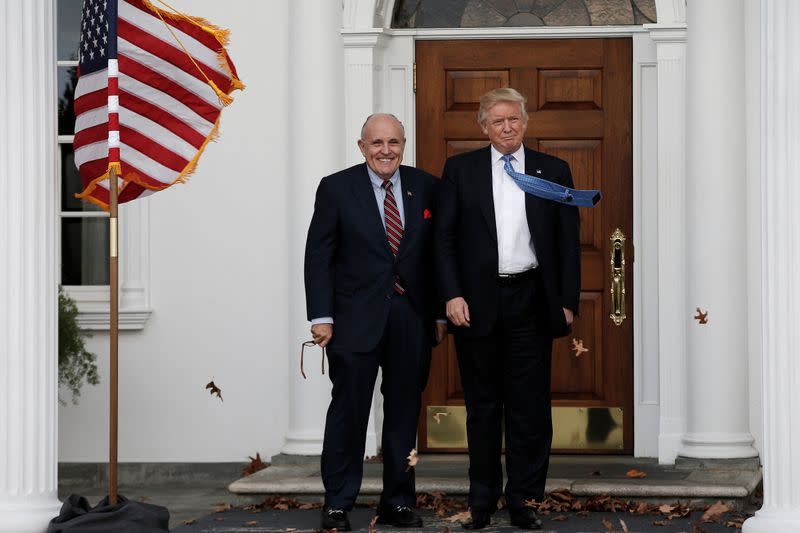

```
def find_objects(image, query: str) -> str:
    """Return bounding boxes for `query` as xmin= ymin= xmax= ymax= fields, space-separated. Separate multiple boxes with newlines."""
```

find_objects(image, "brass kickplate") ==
xmin=426 ymin=406 xmax=623 ymax=450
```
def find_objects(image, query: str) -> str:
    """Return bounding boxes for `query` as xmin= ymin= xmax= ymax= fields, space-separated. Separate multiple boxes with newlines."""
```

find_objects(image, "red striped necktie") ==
xmin=382 ymin=181 xmax=405 ymax=294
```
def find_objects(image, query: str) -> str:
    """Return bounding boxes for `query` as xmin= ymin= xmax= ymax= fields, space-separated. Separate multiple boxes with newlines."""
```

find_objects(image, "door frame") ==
xmin=341 ymin=18 xmax=663 ymax=459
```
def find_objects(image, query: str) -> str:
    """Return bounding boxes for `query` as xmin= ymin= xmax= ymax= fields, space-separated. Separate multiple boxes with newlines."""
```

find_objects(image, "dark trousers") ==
xmin=455 ymin=272 xmax=553 ymax=512
xmin=321 ymin=295 xmax=431 ymax=510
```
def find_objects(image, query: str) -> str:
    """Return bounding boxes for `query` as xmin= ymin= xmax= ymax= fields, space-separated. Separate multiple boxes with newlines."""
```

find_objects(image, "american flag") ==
xmin=73 ymin=0 xmax=242 ymax=209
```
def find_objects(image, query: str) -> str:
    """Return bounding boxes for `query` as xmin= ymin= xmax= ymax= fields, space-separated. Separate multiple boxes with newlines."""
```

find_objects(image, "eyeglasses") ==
xmin=300 ymin=340 xmax=326 ymax=379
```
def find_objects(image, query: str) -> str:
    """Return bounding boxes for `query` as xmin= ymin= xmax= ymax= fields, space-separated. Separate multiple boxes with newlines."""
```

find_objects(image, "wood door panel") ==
xmin=446 ymin=70 xmax=510 ymax=111
xmin=538 ymin=69 xmax=603 ymax=110
xmin=552 ymin=293 xmax=604 ymax=398
xmin=537 ymin=140 xmax=603 ymax=253
xmin=417 ymin=38 xmax=633 ymax=454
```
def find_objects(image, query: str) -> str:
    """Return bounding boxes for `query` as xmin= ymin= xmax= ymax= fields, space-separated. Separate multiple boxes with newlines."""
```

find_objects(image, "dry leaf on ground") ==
xmin=602 ymin=517 xmax=614 ymax=532
xmin=439 ymin=529 xmax=452 ymax=533
xmin=243 ymin=520 xmax=258 ymax=526
xmin=369 ymin=515 xmax=378 ymax=533
xmin=552 ymin=514 xmax=568 ymax=521
xmin=182 ymin=519 xmax=195 ymax=525
xmin=626 ymin=468 xmax=647 ymax=478
xmin=652 ymin=519 xmax=671 ymax=526
xmin=213 ymin=502 xmax=232 ymax=513
xmin=242 ymin=452 xmax=268 ymax=476
xmin=620 ymin=518 xmax=629 ymax=532
xmin=700 ymin=500 xmax=730 ymax=523
xmin=572 ymin=338 xmax=589 ymax=357
xmin=446 ymin=511 xmax=473 ymax=523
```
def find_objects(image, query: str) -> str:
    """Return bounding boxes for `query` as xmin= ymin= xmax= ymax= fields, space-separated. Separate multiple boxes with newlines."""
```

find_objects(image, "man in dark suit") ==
xmin=435 ymin=88 xmax=581 ymax=530
xmin=305 ymin=113 xmax=446 ymax=531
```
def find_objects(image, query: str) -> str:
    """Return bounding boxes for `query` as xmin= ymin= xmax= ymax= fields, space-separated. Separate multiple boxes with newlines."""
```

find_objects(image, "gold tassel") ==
xmin=209 ymin=80 xmax=234 ymax=106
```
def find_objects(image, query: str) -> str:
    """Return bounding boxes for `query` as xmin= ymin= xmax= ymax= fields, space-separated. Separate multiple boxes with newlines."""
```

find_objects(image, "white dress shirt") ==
xmin=490 ymin=145 xmax=538 ymax=275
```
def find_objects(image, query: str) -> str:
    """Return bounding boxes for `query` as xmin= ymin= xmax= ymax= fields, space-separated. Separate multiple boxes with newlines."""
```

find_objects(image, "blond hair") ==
xmin=477 ymin=88 xmax=527 ymax=124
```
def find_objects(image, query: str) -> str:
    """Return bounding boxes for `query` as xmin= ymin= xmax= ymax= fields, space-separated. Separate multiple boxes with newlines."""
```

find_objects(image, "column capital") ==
xmin=645 ymin=23 xmax=687 ymax=44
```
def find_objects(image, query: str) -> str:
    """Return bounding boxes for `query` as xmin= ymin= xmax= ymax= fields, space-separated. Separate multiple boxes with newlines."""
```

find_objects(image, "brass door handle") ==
xmin=610 ymin=228 xmax=626 ymax=326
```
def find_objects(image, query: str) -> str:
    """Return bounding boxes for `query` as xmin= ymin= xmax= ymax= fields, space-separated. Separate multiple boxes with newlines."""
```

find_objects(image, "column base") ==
xmin=743 ymin=510 xmax=800 ymax=533
xmin=0 ymin=499 xmax=62 ymax=533
xmin=680 ymin=432 xmax=758 ymax=459
xmin=282 ymin=430 xmax=324 ymax=455
xmin=658 ymin=431 xmax=683 ymax=464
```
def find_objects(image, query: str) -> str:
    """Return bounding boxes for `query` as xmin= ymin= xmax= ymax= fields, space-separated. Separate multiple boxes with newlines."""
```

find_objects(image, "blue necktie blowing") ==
xmin=501 ymin=154 xmax=601 ymax=207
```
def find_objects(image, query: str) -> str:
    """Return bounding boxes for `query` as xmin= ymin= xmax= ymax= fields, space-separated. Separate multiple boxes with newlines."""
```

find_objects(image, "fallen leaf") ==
xmin=658 ymin=504 xmax=676 ymax=514
xmin=620 ymin=518 xmax=629 ymax=532
xmin=552 ymin=514 xmax=568 ymax=521
xmin=182 ymin=519 xmax=196 ymax=525
xmin=726 ymin=518 xmax=745 ymax=528
xmin=626 ymin=468 xmax=647 ymax=478
xmin=572 ymin=338 xmax=589 ymax=357
xmin=694 ymin=307 xmax=708 ymax=324
xmin=439 ymin=529 xmax=452 ymax=533
xmin=446 ymin=511 xmax=473 ymax=523
xmin=244 ymin=521 xmax=258 ymax=527
xmin=213 ymin=502 xmax=232 ymax=513
xmin=243 ymin=452 xmax=268 ymax=476
xmin=693 ymin=525 xmax=707 ymax=533
xmin=700 ymin=500 xmax=730 ymax=523
xmin=433 ymin=411 xmax=449 ymax=424
xmin=406 ymin=448 xmax=418 ymax=470
xmin=206 ymin=380 xmax=223 ymax=401
xmin=602 ymin=517 xmax=614 ymax=532
xmin=286 ymin=529 xmax=297 ymax=532
xmin=369 ymin=515 xmax=378 ymax=533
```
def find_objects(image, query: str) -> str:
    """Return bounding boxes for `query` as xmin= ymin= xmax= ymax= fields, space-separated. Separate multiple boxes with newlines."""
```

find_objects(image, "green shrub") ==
xmin=58 ymin=288 xmax=99 ymax=404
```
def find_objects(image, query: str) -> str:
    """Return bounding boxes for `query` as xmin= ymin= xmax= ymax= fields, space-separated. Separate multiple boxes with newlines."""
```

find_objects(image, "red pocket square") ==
xmin=423 ymin=208 xmax=432 ymax=219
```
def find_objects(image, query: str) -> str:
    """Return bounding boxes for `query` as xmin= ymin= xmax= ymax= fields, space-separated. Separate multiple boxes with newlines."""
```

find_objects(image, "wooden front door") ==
xmin=416 ymin=38 xmax=633 ymax=454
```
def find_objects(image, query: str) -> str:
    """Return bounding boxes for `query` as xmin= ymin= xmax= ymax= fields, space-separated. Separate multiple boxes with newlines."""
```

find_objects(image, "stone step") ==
xmin=228 ymin=455 xmax=761 ymax=510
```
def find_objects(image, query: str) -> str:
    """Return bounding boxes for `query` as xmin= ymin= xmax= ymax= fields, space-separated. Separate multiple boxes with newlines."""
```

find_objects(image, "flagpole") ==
xmin=109 ymin=167 xmax=119 ymax=506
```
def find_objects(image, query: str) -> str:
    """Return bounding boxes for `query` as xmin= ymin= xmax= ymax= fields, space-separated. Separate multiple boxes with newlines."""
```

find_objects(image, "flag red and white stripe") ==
xmin=73 ymin=0 xmax=242 ymax=209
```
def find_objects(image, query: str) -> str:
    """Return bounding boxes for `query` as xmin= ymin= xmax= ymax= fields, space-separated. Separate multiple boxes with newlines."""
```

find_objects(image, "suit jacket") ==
xmin=305 ymin=163 xmax=439 ymax=353
xmin=434 ymin=145 xmax=580 ymax=338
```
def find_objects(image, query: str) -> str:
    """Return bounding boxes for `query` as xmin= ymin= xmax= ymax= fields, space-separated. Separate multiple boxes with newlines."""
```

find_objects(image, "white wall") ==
xmin=59 ymin=0 xmax=291 ymax=462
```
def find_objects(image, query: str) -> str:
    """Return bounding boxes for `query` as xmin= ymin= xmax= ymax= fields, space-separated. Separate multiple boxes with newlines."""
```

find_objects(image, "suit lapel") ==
xmin=353 ymin=164 xmax=393 ymax=258
xmin=524 ymin=147 xmax=545 ymax=249
xmin=397 ymin=169 xmax=418 ymax=258
xmin=476 ymin=146 xmax=498 ymax=243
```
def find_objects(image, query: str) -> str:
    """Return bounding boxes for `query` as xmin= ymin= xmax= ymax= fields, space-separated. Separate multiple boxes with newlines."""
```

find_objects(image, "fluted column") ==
xmin=680 ymin=0 xmax=757 ymax=460
xmin=283 ymin=0 xmax=344 ymax=455
xmin=0 ymin=1 xmax=62 ymax=531
xmin=646 ymin=23 xmax=688 ymax=464
xmin=743 ymin=0 xmax=800 ymax=530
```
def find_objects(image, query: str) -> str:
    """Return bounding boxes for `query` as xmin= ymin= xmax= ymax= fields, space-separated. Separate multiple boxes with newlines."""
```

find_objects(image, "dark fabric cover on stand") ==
xmin=47 ymin=494 xmax=169 ymax=533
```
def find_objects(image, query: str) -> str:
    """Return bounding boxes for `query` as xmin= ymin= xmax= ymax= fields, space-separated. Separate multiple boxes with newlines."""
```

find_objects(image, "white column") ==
xmin=743 ymin=0 xmax=800 ymax=529
xmin=646 ymin=23 xmax=688 ymax=464
xmin=0 ymin=1 xmax=62 ymax=531
xmin=680 ymin=0 xmax=757 ymax=459
xmin=283 ymin=0 xmax=345 ymax=455
xmin=342 ymin=32 xmax=385 ymax=166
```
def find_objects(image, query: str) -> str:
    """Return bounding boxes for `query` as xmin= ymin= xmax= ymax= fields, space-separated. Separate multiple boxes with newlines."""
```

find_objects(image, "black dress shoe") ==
xmin=509 ymin=507 xmax=543 ymax=530
xmin=376 ymin=505 xmax=423 ymax=528
xmin=461 ymin=509 xmax=491 ymax=530
xmin=321 ymin=507 xmax=351 ymax=531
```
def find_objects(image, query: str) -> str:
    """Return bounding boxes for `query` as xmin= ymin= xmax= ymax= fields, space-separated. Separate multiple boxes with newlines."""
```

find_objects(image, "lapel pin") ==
xmin=536 ymin=169 xmax=542 ymax=174
xmin=407 ymin=190 xmax=413 ymax=197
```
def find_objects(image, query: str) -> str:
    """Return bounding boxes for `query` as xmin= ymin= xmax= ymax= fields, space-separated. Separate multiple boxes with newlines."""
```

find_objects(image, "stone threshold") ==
xmin=228 ymin=455 xmax=761 ymax=509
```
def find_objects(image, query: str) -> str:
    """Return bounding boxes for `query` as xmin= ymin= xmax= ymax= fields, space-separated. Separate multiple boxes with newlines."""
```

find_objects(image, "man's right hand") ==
xmin=446 ymin=297 xmax=471 ymax=327
xmin=311 ymin=323 xmax=333 ymax=347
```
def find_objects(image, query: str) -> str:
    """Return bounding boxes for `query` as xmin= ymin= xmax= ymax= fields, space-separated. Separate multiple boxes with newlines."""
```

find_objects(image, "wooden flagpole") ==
xmin=109 ymin=167 xmax=119 ymax=506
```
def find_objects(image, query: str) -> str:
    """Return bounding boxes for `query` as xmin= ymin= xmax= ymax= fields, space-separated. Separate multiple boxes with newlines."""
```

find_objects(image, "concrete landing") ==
xmin=228 ymin=454 xmax=761 ymax=509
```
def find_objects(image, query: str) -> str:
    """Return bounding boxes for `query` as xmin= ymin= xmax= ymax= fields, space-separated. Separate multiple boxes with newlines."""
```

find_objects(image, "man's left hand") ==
xmin=435 ymin=322 xmax=448 ymax=345
xmin=563 ymin=307 xmax=574 ymax=325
